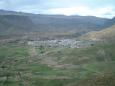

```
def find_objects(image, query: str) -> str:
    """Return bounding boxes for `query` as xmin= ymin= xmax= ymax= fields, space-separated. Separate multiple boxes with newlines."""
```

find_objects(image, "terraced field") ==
xmin=0 ymin=40 xmax=115 ymax=86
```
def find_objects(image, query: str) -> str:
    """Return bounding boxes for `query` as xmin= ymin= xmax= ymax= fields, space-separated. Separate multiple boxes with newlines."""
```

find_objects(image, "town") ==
xmin=27 ymin=38 xmax=95 ymax=48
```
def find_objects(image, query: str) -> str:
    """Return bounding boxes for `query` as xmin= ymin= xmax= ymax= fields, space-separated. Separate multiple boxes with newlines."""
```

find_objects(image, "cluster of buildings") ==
xmin=27 ymin=39 xmax=94 ymax=48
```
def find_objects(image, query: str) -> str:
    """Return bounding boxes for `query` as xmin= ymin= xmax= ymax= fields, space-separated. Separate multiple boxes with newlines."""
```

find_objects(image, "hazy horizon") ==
xmin=0 ymin=0 xmax=115 ymax=18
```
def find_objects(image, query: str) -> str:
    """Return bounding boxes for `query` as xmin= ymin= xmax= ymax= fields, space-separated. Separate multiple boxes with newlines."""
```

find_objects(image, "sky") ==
xmin=0 ymin=0 xmax=115 ymax=18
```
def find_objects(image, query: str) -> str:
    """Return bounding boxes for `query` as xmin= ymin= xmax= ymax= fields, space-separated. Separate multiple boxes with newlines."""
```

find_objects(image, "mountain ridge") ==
xmin=0 ymin=9 xmax=114 ymax=39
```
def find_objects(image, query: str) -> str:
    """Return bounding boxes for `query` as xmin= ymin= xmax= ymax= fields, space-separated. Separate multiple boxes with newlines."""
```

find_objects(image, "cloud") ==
xmin=44 ymin=6 xmax=115 ymax=18
xmin=94 ymin=6 xmax=115 ymax=18
xmin=45 ymin=6 xmax=90 ymax=15
xmin=0 ymin=0 xmax=114 ymax=18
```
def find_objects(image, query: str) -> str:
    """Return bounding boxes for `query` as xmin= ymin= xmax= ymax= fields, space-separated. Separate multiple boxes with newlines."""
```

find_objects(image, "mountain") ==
xmin=80 ymin=24 xmax=115 ymax=41
xmin=30 ymin=15 xmax=108 ymax=32
xmin=0 ymin=9 xmax=34 ymax=16
xmin=0 ymin=9 xmax=111 ymax=38
xmin=104 ymin=17 xmax=115 ymax=28
xmin=0 ymin=15 xmax=37 ymax=35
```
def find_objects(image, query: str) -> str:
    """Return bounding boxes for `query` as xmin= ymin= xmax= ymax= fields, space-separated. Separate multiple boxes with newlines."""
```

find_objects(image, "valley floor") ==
xmin=0 ymin=39 xmax=115 ymax=86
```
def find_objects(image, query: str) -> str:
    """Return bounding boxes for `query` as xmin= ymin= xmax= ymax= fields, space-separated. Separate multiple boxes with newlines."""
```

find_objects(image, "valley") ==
xmin=0 ymin=37 xmax=115 ymax=86
xmin=0 ymin=9 xmax=115 ymax=86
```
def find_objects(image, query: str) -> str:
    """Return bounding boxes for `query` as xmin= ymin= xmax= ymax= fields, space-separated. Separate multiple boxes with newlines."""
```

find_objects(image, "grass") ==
xmin=0 ymin=41 xmax=115 ymax=86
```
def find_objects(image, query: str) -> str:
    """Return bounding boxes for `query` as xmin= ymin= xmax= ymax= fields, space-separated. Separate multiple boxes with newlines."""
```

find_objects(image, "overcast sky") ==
xmin=0 ymin=0 xmax=115 ymax=18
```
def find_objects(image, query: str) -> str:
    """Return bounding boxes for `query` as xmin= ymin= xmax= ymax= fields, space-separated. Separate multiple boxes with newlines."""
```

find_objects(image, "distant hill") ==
xmin=30 ymin=15 xmax=109 ymax=32
xmin=80 ymin=24 xmax=115 ymax=41
xmin=104 ymin=17 xmax=115 ymax=28
xmin=0 ymin=9 xmax=34 ymax=16
xmin=0 ymin=15 xmax=36 ymax=35
xmin=0 ymin=9 xmax=112 ymax=38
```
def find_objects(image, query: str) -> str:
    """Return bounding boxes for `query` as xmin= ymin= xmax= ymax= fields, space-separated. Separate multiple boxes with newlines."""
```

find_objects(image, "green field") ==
xmin=0 ymin=41 xmax=115 ymax=86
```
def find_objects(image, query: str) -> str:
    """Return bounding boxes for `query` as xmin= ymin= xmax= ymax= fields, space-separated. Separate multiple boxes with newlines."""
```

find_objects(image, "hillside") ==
xmin=0 ymin=10 xmax=109 ymax=37
xmin=104 ymin=17 xmax=115 ymax=28
xmin=0 ymin=37 xmax=115 ymax=86
xmin=30 ymin=15 xmax=108 ymax=32
xmin=80 ymin=24 xmax=115 ymax=41
xmin=0 ymin=15 xmax=36 ymax=34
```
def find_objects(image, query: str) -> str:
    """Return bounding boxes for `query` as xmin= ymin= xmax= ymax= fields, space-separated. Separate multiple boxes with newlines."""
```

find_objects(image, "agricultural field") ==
xmin=0 ymin=40 xmax=115 ymax=86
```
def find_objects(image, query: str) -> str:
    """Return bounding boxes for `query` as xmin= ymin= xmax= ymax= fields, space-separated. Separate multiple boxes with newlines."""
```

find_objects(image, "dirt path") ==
xmin=28 ymin=46 xmax=74 ymax=69
xmin=28 ymin=46 xmax=38 ymax=57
